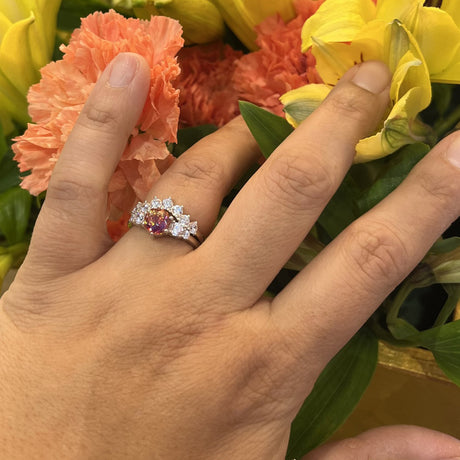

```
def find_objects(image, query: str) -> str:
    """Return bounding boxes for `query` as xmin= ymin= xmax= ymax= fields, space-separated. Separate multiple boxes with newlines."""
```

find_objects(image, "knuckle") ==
xmin=263 ymin=154 xmax=335 ymax=210
xmin=171 ymin=155 xmax=225 ymax=191
xmin=414 ymin=167 xmax=456 ymax=207
xmin=345 ymin=220 xmax=408 ymax=284
xmin=47 ymin=175 xmax=103 ymax=207
xmin=325 ymin=84 xmax=375 ymax=122
xmin=78 ymin=102 xmax=124 ymax=134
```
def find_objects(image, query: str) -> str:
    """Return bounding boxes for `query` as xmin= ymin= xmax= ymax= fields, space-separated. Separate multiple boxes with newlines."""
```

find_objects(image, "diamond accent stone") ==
xmin=189 ymin=221 xmax=198 ymax=235
xmin=179 ymin=214 xmax=190 ymax=225
xmin=170 ymin=222 xmax=184 ymax=237
xmin=151 ymin=198 xmax=162 ymax=209
xmin=171 ymin=205 xmax=183 ymax=218
xmin=182 ymin=229 xmax=191 ymax=240
xmin=162 ymin=198 xmax=173 ymax=210
xmin=134 ymin=214 xmax=145 ymax=225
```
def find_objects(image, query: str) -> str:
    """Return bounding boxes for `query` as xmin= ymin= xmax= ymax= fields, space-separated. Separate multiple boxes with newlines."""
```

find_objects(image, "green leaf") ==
xmin=357 ymin=143 xmax=430 ymax=214
xmin=0 ymin=187 xmax=32 ymax=245
xmin=318 ymin=174 xmax=362 ymax=239
xmin=429 ymin=237 xmax=460 ymax=255
xmin=239 ymin=101 xmax=293 ymax=159
xmin=0 ymin=149 xmax=21 ymax=194
xmin=286 ymin=327 xmax=378 ymax=458
xmin=170 ymin=124 xmax=218 ymax=157
xmin=0 ymin=123 xmax=7 ymax=164
xmin=284 ymin=234 xmax=324 ymax=271
xmin=58 ymin=0 xmax=111 ymax=31
xmin=416 ymin=320 xmax=460 ymax=387
xmin=387 ymin=317 xmax=421 ymax=341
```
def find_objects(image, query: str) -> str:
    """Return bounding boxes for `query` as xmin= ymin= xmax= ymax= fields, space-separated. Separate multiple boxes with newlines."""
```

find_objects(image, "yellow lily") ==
xmin=282 ymin=0 xmax=460 ymax=162
xmin=209 ymin=0 xmax=296 ymax=50
xmin=0 ymin=0 xmax=61 ymax=130
xmin=126 ymin=0 xmax=225 ymax=44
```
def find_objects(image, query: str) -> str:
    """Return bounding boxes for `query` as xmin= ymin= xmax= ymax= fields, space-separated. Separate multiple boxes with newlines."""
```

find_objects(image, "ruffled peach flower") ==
xmin=176 ymin=42 xmax=243 ymax=127
xmin=233 ymin=0 xmax=326 ymax=116
xmin=13 ymin=10 xmax=184 ymax=230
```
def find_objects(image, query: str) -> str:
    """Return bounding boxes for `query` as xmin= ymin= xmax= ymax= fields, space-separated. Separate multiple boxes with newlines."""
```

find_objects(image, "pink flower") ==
xmin=176 ymin=42 xmax=243 ymax=127
xmin=13 ymin=10 xmax=184 ymax=224
xmin=233 ymin=0 xmax=326 ymax=116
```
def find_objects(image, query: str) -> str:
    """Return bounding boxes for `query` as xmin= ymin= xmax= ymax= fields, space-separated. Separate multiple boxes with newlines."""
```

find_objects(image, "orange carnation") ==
xmin=233 ymin=0 xmax=325 ymax=117
xmin=13 ymin=10 xmax=183 ymax=224
xmin=176 ymin=42 xmax=243 ymax=128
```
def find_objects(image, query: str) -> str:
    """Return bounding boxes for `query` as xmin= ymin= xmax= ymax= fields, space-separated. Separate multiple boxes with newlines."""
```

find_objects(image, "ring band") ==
xmin=129 ymin=197 xmax=203 ymax=249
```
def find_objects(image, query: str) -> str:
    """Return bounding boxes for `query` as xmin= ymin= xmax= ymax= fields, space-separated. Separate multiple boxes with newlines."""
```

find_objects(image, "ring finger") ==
xmin=121 ymin=116 xmax=261 ymax=256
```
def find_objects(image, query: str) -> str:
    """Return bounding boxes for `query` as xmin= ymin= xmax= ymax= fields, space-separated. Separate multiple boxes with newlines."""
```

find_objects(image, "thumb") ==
xmin=302 ymin=425 xmax=460 ymax=460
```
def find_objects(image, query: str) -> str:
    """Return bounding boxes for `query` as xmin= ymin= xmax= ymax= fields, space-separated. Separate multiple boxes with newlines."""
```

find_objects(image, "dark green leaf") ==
xmin=0 ymin=123 xmax=7 ymax=164
xmin=170 ymin=124 xmax=218 ymax=157
xmin=318 ymin=174 xmax=362 ymax=239
xmin=239 ymin=101 xmax=293 ymax=159
xmin=286 ymin=327 xmax=378 ymax=458
xmin=58 ymin=0 xmax=111 ymax=31
xmin=0 ymin=187 xmax=32 ymax=244
xmin=357 ymin=143 xmax=430 ymax=214
xmin=0 ymin=149 xmax=21 ymax=194
xmin=387 ymin=317 xmax=421 ymax=341
xmin=429 ymin=237 xmax=460 ymax=255
xmin=416 ymin=320 xmax=460 ymax=387
xmin=432 ymin=84 xmax=454 ymax=117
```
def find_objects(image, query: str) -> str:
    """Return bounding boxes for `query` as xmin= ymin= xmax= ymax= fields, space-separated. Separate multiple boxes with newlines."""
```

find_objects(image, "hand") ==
xmin=1 ymin=53 xmax=459 ymax=459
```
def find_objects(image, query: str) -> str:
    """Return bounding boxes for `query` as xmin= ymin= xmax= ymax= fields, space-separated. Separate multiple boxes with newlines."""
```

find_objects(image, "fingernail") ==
xmin=108 ymin=53 xmax=139 ymax=88
xmin=446 ymin=135 xmax=460 ymax=169
xmin=352 ymin=61 xmax=391 ymax=94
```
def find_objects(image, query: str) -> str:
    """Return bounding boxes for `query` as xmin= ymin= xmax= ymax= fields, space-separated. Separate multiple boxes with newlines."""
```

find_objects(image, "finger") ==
xmin=302 ymin=425 xmax=460 ymax=460
xmin=28 ymin=53 xmax=150 ymax=271
xmin=273 ymin=134 xmax=460 ymax=362
xmin=121 ymin=116 xmax=260 ymax=258
xmin=204 ymin=61 xmax=392 ymax=302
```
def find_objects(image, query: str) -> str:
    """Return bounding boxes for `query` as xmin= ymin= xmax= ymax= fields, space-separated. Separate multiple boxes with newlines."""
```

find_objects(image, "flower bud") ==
xmin=132 ymin=0 xmax=225 ymax=44
xmin=210 ymin=0 xmax=295 ymax=50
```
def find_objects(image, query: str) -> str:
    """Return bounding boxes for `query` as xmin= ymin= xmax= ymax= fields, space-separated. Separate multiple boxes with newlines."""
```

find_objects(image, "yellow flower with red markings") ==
xmin=281 ymin=0 xmax=460 ymax=162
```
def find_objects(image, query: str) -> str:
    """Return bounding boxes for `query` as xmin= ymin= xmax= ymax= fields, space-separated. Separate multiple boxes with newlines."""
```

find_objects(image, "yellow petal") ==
xmin=355 ymin=21 xmax=432 ymax=162
xmin=301 ymin=0 xmax=376 ymax=52
xmin=28 ymin=0 xmax=62 ymax=69
xmin=440 ymin=0 xmax=460 ymax=30
xmin=0 ymin=12 xmax=12 ymax=41
xmin=151 ymin=0 xmax=224 ymax=44
xmin=376 ymin=0 xmax=424 ymax=26
xmin=430 ymin=49 xmax=460 ymax=84
xmin=0 ymin=12 xmax=38 ymax=95
xmin=211 ymin=0 xmax=295 ymax=50
xmin=280 ymin=84 xmax=332 ymax=127
xmin=385 ymin=21 xmax=431 ymax=111
xmin=412 ymin=7 xmax=460 ymax=76
xmin=311 ymin=29 xmax=383 ymax=85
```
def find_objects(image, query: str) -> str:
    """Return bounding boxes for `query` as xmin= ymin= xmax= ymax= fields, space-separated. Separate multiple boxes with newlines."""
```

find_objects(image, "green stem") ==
xmin=386 ymin=281 xmax=413 ymax=325
xmin=433 ymin=104 xmax=460 ymax=138
xmin=433 ymin=286 xmax=460 ymax=327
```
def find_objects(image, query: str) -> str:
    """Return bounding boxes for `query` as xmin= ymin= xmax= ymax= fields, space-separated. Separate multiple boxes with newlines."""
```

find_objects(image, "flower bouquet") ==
xmin=0 ymin=0 xmax=459 ymax=457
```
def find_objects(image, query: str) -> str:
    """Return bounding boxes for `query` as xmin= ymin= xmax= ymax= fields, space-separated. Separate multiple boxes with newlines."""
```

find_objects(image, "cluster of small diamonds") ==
xmin=129 ymin=197 xmax=198 ymax=240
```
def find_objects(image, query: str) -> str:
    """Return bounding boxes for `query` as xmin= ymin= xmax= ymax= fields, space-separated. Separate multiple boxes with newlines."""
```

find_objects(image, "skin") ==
xmin=0 ymin=53 xmax=459 ymax=459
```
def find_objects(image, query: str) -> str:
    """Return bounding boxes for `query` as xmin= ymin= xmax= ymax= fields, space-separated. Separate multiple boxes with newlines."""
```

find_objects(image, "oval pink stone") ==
xmin=144 ymin=209 xmax=170 ymax=235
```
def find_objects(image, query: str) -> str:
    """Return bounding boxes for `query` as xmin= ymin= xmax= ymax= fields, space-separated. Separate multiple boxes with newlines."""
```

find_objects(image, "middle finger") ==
xmin=205 ymin=61 xmax=392 ymax=302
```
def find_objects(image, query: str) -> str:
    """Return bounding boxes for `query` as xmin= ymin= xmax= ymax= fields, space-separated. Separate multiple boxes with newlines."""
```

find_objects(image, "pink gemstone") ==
xmin=144 ymin=209 xmax=170 ymax=235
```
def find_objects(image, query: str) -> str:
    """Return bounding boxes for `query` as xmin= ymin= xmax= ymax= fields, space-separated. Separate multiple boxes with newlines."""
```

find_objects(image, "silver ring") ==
xmin=129 ymin=197 xmax=203 ymax=249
